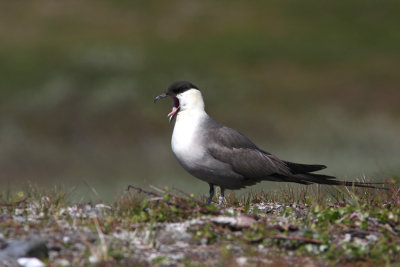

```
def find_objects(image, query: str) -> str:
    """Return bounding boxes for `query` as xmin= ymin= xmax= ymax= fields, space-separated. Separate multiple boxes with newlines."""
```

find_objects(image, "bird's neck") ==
xmin=178 ymin=89 xmax=205 ymax=113
xmin=174 ymin=89 xmax=207 ymax=129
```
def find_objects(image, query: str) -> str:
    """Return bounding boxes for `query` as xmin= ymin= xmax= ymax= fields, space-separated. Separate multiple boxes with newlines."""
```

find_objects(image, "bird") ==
xmin=154 ymin=81 xmax=385 ymax=204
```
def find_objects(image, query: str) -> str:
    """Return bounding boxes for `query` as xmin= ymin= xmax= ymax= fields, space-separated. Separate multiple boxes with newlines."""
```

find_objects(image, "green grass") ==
xmin=1 ymin=181 xmax=399 ymax=266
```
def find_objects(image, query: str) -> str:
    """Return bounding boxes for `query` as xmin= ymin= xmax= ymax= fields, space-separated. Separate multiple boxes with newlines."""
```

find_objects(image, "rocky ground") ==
xmin=0 ymin=185 xmax=399 ymax=266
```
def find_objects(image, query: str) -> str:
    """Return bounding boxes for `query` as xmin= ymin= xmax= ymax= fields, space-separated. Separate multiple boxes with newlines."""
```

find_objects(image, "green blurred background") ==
xmin=1 ymin=1 xmax=399 ymax=202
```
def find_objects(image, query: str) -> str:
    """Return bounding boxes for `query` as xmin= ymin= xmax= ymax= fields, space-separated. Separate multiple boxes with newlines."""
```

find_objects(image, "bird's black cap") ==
xmin=167 ymin=81 xmax=198 ymax=95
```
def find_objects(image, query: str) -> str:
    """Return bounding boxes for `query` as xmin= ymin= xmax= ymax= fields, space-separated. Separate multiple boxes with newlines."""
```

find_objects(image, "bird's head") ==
xmin=154 ymin=81 xmax=204 ymax=123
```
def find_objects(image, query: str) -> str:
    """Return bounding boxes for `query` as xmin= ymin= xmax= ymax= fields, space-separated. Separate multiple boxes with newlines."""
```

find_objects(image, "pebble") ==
xmin=236 ymin=257 xmax=248 ymax=266
xmin=17 ymin=257 xmax=45 ymax=267
xmin=89 ymin=255 xmax=99 ymax=264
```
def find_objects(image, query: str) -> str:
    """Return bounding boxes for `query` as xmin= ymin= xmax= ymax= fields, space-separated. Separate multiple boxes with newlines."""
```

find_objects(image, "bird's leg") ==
xmin=218 ymin=187 xmax=225 ymax=205
xmin=207 ymin=183 xmax=215 ymax=204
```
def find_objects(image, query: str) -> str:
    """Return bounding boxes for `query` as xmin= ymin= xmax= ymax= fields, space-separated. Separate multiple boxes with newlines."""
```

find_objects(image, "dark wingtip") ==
xmin=284 ymin=161 xmax=328 ymax=174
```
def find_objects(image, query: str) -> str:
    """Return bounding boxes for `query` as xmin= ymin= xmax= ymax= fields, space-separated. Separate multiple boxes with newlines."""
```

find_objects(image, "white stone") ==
xmin=89 ymin=255 xmax=99 ymax=264
xmin=63 ymin=236 xmax=70 ymax=244
xmin=17 ymin=257 xmax=45 ymax=267
xmin=236 ymin=257 xmax=247 ymax=266
xmin=343 ymin=233 xmax=352 ymax=242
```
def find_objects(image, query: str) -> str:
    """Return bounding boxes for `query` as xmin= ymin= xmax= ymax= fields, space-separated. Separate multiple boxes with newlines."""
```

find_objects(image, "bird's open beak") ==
xmin=154 ymin=93 xmax=180 ymax=123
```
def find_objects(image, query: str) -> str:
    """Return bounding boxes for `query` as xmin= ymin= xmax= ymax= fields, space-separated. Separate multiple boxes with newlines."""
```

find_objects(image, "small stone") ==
xmin=62 ymin=236 xmax=70 ymax=244
xmin=366 ymin=234 xmax=379 ymax=242
xmin=236 ymin=257 xmax=247 ymax=266
xmin=1 ymin=238 xmax=48 ymax=259
xmin=343 ymin=233 xmax=352 ymax=243
xmin=89 ymin=255 xmax=99 ymax=264
xmin=17 ymin=257 xmax=45 ymax=267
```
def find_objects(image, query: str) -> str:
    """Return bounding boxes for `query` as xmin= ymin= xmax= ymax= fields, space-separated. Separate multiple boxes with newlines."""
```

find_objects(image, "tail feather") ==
xmin=282 ymin=161 xmax=386 ymax=189
xmin=295 ymin=173 xmax=387 ymax=190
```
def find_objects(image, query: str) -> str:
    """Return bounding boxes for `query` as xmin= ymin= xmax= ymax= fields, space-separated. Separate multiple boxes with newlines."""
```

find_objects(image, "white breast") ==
xmin=171 ymin=110 xmax=206 ymax=167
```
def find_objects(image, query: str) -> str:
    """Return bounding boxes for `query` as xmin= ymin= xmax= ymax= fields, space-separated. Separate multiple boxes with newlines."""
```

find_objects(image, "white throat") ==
xmin=171 ymin=89 xmax=207 ymax=166
xmin=176 ymin=89 xmax=205 ymax=113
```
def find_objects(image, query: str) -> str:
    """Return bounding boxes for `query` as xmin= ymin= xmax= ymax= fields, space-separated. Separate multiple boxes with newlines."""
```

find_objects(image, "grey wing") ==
xmin=203 ymin=118 xmax=340 ymax=188
xmin=206 ymin=125 xmax=293 ymax=186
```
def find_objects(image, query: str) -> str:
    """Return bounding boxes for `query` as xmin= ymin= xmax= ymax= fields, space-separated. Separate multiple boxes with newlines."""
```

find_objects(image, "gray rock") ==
xmin=0 ymin=238 xmax=48 ymax=263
